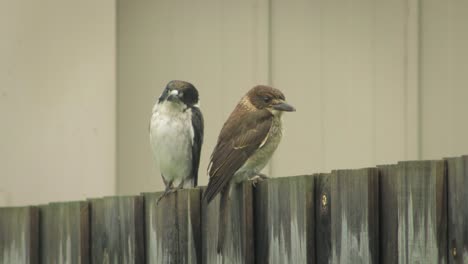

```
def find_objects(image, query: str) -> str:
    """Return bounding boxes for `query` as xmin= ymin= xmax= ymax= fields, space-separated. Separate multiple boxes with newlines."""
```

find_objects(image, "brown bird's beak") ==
xmin=273 ymin=101 xmax=296 ymax=112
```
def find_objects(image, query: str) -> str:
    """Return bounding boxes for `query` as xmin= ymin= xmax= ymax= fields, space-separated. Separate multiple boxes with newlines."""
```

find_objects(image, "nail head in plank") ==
xmin=446 ymin=156 xmax=468 ymax=264
xmin=316 ymin=168 xmax=379 ymax=264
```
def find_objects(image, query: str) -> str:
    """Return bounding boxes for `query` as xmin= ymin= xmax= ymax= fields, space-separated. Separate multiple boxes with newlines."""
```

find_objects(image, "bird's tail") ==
xmin=217 ymin=187 xmax=229 ymax=254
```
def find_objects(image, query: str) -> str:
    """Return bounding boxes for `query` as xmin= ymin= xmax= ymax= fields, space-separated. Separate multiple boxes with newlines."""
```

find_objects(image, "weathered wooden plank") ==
xmin=90 ymin=196 xmax=144 ymax=264
xmin=144 ymin=188 xmax=201 ymax=264
xmin=316 ymin=168 xmax=379 ymax=264
xmin=0 ymin=206 xmax=39 ymax=264
xmin=202 ymin=182 xmax=254 ymax=263
xmin=379 ymin=160 xmax=447 ymax=263
xmin=446 ymin=156 xmax=468 ymax=264
xmin=315 ymin=173 xmax=331 ymax=264
xmin=255 ymin=175 xmax=315 ymax=263
xmin=40 ymin=201 xmax=89 ymax=264
xmin=378 ymin=164 xmax=398 ymax=264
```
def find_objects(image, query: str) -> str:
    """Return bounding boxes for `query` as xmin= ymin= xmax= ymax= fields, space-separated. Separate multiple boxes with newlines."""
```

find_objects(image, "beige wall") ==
xmin=269 ymin=0 xmax=417 ymax=176
xmin=0 ymin=0 xmax=116 ymax=206
xmin=420 ymin=0 xmax=468 ymax=159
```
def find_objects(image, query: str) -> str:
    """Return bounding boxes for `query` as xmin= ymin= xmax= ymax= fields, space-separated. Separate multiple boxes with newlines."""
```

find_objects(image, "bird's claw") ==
xmin=156 ymin=188 xmax=178 ymax=205
xmin=249 ymin=175 xmax=265 ymax=187
xmin=156 ymin=194 xmax=166 ymax=205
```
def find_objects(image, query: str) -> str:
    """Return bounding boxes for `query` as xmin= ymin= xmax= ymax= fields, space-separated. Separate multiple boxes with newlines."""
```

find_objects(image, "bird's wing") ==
xmin=203 ymin=109 xmax=272 ymax=203
xmin=190 ymin=107 xmax=204 ymax=187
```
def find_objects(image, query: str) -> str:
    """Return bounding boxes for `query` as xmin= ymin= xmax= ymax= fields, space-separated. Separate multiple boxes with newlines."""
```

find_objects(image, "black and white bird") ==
xmin=150 ymin=80 xmax=204 ymax=203
xmin=203 ymin=85 xmax=295 ymax=253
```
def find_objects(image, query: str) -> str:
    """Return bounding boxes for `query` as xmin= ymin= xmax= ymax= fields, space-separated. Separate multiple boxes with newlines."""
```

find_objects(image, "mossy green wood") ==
xmin=316 ymin=168 xmax=379 ymax=264
xmin=0 ymin=206 xmax=39 ymax=264
xmin=446 ymin=156 xmax=468 ymax=264
xmin=380 ymin=160 xmax=447 ymax=263
xmin=202 ymin=182 xmax=254 ymax=264
xmin=90 ymin=196 xmax=144 ymax=264
xmin=144 ymin=188 xmax=201 ymax=264
xmin=40 ymin=201 xmax=89 ymax=264
xmin=255 ymin=175 xmax=315 ymax=263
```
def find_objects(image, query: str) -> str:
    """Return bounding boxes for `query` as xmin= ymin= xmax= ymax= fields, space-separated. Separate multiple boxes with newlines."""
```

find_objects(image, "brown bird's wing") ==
xmin=203 ymin=108 xmax=273 ymax=203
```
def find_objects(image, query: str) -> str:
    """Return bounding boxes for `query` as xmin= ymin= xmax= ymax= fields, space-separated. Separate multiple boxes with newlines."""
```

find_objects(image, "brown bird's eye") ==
xmin=263 ymin=97 xmax=271 ymax=103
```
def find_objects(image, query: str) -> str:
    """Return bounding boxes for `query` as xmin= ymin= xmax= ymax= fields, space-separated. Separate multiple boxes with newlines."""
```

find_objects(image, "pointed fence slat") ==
xmin=0 ymin=206 xmax=38 ymax=264
xmin=144 ymin=188 xmax=201 ymax=264
xmin=255 ymin=175 xmax=315 ymax=263
xmin=90 ymin=196 xmax=144 ymax=264
xmin=379 ymin=160 xmax=447 ymax=263
xmin=202 ymin=182 xmax=254 ymax=264
xmin=446 ymin=156 xmax=468 ymax=264
xmin=316 ymin=168 xmax=379 ymax=264
xmin=40 ymin=201 xmax=89 ymax=264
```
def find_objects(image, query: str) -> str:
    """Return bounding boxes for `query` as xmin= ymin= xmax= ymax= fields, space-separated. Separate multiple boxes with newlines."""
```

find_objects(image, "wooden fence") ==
xmin=1 ymin=156 xmax=467 ymax=264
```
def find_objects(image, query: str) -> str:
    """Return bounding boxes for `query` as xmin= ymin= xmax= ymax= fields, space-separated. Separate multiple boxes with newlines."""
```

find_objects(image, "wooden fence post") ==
xmin=446 ymin=156 xmax=468 ymax=264
xmin=90 ymin=196 xmax=144 ymax=264
xmin=255 ymin=175 xmax=315 ymax=263
xmin=202 ymin=182 xmax=254 ymax=264
xmin=40 ymin=201 xmax=89 ymax=264
xmin=378 ymin=164 xmax=398 ymax=264
xmin=316 ymin=168 xmax=379 ymax=264
xmin=144 ymin=188 xmax=201 ymax=264
xmin=379 ymin=160 xmax=447 ymax=263
xmin=0 ymin=206 xmax=39 ymax=264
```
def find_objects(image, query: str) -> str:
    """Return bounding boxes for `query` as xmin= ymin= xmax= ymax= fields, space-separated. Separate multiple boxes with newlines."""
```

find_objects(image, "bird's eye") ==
xmin=263 ymin=97 xmax=271 ymax=103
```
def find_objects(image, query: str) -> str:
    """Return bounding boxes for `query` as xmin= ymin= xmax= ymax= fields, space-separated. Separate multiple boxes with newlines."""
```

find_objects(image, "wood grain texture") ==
xmin=202 ymin=182 xmax=254 ymax=264
xmin=446 ymin=156 xmax=468 ymax=264
xmin=255 ymin=175 xmax=315 ymax=263
xmin=316 ymin=168 xmax=379 ymax=264
xmin=378 ymin=164 xmax=398 ymax=264
xmin=380 ymin=160 xmax=447 ymax=263
xmin=90 ymin=196 xmax=144 ymax=264
xmin=315 ymin=173 xmax=331 ymax=264
xmin=0 ymin=206 xmax=38 ymax=264
xmin=144 ymin=188 xmax=201 ymax=264
xmin=40 ymin=201 xmax=89 ymax=264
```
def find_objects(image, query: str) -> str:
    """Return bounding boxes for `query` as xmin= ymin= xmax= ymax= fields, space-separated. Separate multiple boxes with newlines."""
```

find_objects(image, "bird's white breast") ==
xmin=150 ymin=102 xmax=194 ymax=185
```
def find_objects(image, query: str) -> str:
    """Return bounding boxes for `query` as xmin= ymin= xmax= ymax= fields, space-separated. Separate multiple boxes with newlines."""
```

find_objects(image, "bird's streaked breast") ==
xmin=233 ymin=116 xmax=283 ymax=182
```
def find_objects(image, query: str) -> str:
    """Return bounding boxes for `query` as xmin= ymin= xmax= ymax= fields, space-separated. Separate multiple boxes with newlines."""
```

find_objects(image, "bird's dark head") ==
xmin=159 ymin=80 xmax=199 ymax=107
xmin=246 ymin=85 xmax=296 ymax=114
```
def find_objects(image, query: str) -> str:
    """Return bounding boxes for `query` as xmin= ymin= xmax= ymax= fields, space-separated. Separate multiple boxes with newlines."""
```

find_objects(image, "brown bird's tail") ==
xmin=217 ymin=187 xmax=229 ymax=254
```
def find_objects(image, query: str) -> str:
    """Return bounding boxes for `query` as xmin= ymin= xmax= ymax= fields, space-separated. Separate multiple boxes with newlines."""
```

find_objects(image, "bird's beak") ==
xmin=167 ymin=90 xmax=180 ymax=101
xmin=273 ymin=101 xmax=296 ymax=112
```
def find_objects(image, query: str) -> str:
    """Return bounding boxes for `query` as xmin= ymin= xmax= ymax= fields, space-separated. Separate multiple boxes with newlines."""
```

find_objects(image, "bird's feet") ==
xmin=156 ymin=185 xmax=177 ymax=205
xmin=249 ymin=175 xmax=266 ymax=187
xmin=156 ymin=190 xmax=172 ymax=205
xmin=156 ymin=184 xmax=186 ymax=205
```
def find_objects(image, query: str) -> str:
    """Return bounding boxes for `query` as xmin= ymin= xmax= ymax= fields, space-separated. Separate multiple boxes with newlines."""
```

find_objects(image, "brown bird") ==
xmin=203 ymin=85 xmax=295 ymax=253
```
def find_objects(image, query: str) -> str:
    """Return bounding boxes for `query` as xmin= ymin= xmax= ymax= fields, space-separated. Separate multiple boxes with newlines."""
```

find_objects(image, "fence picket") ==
xmin=40 ymin=201 xmax=89 ymax=264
